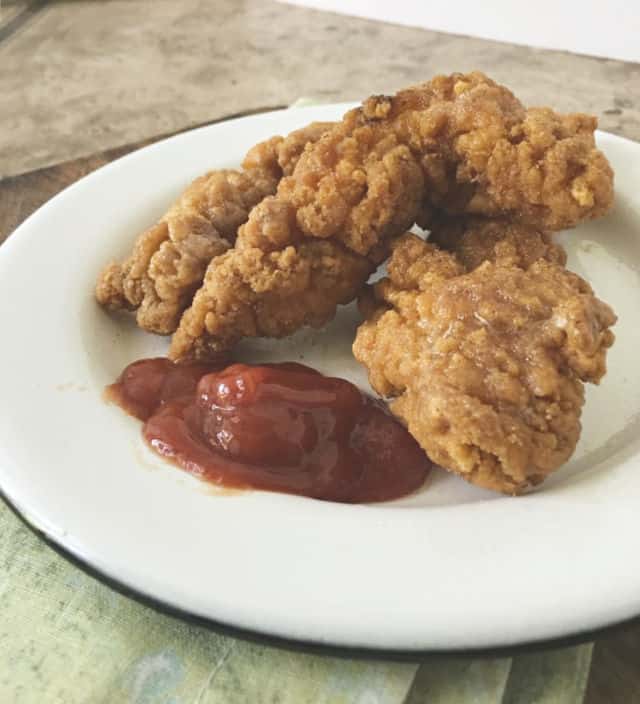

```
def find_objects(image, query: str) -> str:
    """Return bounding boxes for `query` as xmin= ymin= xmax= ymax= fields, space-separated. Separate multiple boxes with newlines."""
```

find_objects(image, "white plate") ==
xmin=1 ymin=104 xmax=639 ymax=654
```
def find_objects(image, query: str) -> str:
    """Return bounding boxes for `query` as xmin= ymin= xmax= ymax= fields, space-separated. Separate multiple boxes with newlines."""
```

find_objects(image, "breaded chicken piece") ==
xmin=95 ymin=167 xmax=273 ymax=334
xmin=428 ymin=215 xmax=567 ymax=270
xmin=424 ymin=107 xmax=613 ymax=229
xmin=169 ymin=240 xmax=374 ymax=360
xmin=169 ymin=72 xmax=613 ymax=359
xmin=353 ymin=234 xmax=616 ymax=494
xmin=237 ymin=72 xmax=612 ymax=261
xmin=95 ymin=122 xmax=333 ymax=334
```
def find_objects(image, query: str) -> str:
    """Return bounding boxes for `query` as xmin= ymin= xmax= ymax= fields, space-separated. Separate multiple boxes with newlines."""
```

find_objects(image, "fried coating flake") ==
xmin=236 ymin=72 xmax=613 ymax=263
xmin=95 ymin=122 xmax=333 ymax=334
xmin=428 ymin=215 xmax=567 ymax=270
xmin=142 ymin=71 xmax=612 ymax=359
xmin=169 ymin=240 xmax=374 ymax=360
xmin=353 ymin=233 xmax=616 ymax=493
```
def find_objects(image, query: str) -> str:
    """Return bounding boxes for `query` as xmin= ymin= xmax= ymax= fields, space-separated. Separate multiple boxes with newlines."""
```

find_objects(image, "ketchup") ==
xmin=107 ymin=358 xmax=431 ymax=503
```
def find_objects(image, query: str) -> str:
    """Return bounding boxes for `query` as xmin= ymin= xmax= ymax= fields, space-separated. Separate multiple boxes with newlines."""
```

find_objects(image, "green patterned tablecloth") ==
xmin=0 ymin=499 xmax=593 ymax=703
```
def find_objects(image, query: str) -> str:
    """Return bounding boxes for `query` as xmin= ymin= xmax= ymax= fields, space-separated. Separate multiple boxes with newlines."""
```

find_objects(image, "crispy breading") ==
xmin=95 ymin=123 xmax=333 ymax=333
xmin=169 ymin=73 xmax=613 ymax=359
xmin=237 ymin=72 xmax=613 ymax=260
xmin=428 ymin=215 xmax=567 ymax=270
xmin=353 ymin=234 xmax=616 ymax=493
xmin=169 ymin=240 xmax=374 ymax=360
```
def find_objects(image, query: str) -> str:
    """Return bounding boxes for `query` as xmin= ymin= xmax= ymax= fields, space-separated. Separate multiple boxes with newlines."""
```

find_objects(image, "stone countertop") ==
xmin=0 ymin=0 xmax=638 ymax=179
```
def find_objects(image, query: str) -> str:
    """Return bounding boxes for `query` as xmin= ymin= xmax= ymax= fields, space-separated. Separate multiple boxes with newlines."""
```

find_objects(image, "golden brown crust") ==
xmin=428 ymin=215 xmax=567 ymax=270
xmin=237 ymin=134 xmax=425 ymax=256
xmin=106 ymin=72 xmax=614 ymax=360
xmin=450 ymin=108 xmax=614 ymax=229
xmin=353 ymin=233 xmax=616 ymax=494
xmin=169 ymin=239 xmax=374 ymax=360
xmin=236 ymin=72 xmax=613 ymax=266
xmin=272 ymin=122 xmax=336 ymax=176
xmin=95 ymin=123 xmax=334 ymax=334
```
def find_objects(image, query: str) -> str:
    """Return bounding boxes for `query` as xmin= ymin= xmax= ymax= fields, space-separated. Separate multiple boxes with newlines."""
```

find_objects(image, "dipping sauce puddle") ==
xmin=107 ymin=358 xmax=431 ymax=503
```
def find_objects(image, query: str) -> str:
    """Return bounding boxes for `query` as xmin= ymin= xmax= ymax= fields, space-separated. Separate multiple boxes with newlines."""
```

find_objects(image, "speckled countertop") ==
xmin=0 ymin=0 xmax=639 ymax=179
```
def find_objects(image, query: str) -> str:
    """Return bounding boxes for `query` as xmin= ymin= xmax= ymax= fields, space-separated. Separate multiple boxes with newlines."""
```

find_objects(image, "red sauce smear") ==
xmin=107 ymin=358 xmax=431 ymax=503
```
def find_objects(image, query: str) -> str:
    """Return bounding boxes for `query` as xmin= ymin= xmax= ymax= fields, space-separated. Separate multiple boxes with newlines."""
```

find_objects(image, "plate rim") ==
xmin=1 ymin=103 xmax=639 ymax=653
xmin=5 ymin=486 xmax=639 ymax=659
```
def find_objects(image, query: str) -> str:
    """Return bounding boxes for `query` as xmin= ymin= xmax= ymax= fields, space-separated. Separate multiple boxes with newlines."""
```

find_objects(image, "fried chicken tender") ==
xmin=167 ymin=71 xmax=612 ymax=360
xmin=353 ymin=233 xmax=616 ymax=493
xmin=425 ymin=106 xmax=613 ymax=229
xmin=95 ymin=122 xmax=333 ymax=334
xmin=169 ymin=240 xmax=374 ymax=360
xmin=236 ymin=72 xmax=612 ymax=263
xmin=428 ymin=215 xmax=567 ymax=270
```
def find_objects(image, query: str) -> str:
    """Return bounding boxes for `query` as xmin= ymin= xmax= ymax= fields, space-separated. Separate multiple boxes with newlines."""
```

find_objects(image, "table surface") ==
xmin=1 ymin=0 xmax=639 ymax=180
xmin=1 ymin=1 xmax=639 ymax=702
